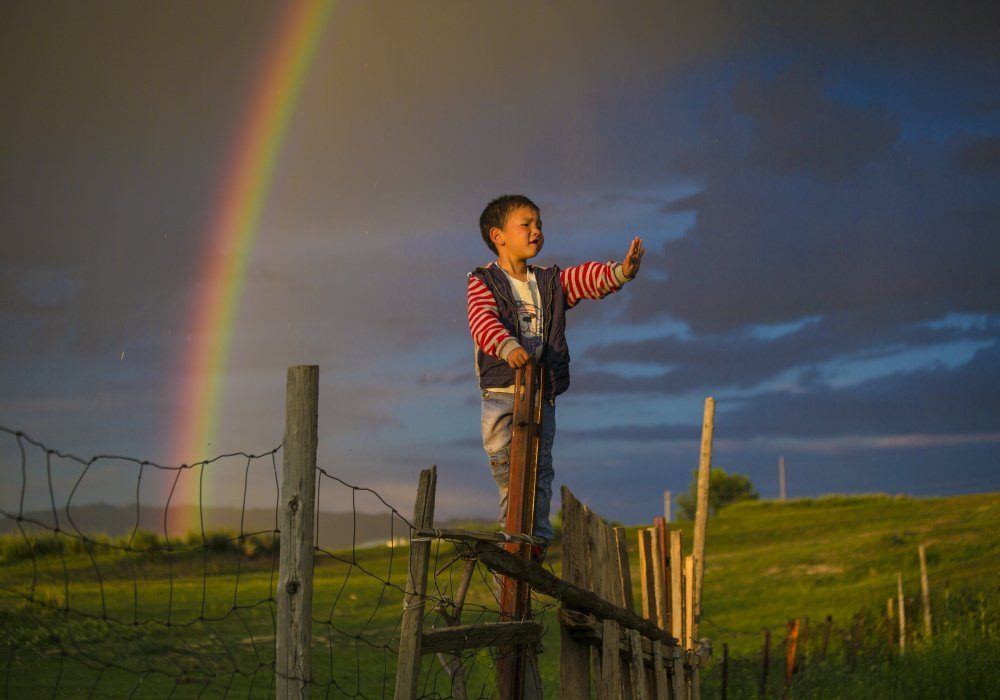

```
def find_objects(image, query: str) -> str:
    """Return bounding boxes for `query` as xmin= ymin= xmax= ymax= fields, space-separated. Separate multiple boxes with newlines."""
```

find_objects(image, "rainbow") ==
xmin=169 ymin=0 xmax=333 ymax=535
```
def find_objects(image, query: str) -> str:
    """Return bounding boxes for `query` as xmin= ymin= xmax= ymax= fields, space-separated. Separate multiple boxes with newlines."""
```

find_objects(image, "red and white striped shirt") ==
xmin=467 ymin=261 xmax=629 ymax=358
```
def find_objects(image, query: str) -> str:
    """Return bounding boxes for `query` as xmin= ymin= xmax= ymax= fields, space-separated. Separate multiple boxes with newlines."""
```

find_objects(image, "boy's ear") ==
xmin=489 ymin=227 xmax=504 ymax=248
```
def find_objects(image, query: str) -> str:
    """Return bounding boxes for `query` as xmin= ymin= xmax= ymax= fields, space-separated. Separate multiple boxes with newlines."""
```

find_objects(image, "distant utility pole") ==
xmin=779 ymin=456 xmax=786 ymax=501
xmin=663 ymin=490 xmax=671 ymax=523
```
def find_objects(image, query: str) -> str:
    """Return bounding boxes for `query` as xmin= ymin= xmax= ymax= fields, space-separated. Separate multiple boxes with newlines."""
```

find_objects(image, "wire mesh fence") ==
xmin=0 ymin=425 xmax=547 ymax=698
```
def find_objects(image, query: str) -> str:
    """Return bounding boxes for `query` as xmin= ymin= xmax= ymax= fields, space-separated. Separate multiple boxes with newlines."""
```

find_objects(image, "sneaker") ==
xmin=530 ymin=543 xmax=547 ymax=563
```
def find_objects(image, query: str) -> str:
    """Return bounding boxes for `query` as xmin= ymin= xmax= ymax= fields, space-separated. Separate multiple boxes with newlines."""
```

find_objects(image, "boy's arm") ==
xmin=560 ymin=236 xmax=645 ymax=308
xmin=467 ymin=274 xmax=521 ymax=360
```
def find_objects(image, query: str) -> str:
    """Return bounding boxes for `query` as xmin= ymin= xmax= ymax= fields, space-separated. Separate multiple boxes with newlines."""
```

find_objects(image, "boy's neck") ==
xmin=496 ymin=256 xmax=529 ymax=280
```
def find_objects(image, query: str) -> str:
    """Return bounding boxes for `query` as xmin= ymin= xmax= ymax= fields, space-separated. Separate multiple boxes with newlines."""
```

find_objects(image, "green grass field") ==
xmin=1 ymin=491 xmax=997 ymax=697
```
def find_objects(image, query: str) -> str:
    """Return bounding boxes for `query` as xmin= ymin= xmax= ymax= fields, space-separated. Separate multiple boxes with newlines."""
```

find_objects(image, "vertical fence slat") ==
xmin=629 ymin=628 xmax=650 ymax=700
xmin=276 ymin=365 xmax=318 ymax=700
xmin=669 ymin=530 xmax=685 ymax=700
xmin=601 ymin=618 xmax=625 ymax=700
xmin=560 ymin=487 xmax=591 ymax=698
xmin=393 ymin=466 xmax=437 ymax=700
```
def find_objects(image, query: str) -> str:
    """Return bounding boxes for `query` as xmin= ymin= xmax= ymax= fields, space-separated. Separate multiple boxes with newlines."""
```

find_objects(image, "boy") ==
xmin=467 ymin=194 xmax=644 ymax=556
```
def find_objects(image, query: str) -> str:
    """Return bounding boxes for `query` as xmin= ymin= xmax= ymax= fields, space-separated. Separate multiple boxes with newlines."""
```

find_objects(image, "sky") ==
xmin=1 ymin=1 xmax=998 ymax=526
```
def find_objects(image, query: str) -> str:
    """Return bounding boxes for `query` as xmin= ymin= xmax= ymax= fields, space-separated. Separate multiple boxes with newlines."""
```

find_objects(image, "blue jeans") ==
xmin=481 ymin=389 xmax=556 ymax=543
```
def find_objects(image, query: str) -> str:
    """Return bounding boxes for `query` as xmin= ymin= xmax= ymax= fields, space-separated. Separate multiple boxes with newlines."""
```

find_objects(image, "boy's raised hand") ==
xmin=622 ymin=236 xmax=646 ymax=279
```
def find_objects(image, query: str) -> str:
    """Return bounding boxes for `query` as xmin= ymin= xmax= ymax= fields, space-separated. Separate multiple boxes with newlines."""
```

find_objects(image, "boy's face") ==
xmin=491 ymin=206 xmax=544 ymax=260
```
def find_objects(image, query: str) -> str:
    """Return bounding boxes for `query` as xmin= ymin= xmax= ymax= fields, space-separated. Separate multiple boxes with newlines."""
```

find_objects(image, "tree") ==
xmin=677 ymin=467 xmax=759 ymax=520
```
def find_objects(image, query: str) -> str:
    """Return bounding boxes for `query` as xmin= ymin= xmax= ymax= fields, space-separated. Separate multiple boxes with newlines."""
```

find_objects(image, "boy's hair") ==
xmin=479 ymin=194 xmax=539 ymax=255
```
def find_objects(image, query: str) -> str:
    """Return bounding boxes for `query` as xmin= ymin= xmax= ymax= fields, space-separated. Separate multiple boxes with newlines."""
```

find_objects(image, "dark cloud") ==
xmin=575 ymin=341 xmax=1000 ymax=442
xmin=722 ymin=341 xmax=1000 ymax=438
xmin=580 ymin=313 xmax=999 ymax=394
xmin=958 ymin=136 xmax=1000 ymax=176
xmin=733 ymin=66 xmax=899 ymax=180
xmin=630 ymin=68 xmax=1000 ymax=332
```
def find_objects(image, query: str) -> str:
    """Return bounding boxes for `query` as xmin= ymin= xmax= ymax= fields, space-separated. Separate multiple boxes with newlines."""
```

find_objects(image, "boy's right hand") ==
xmin=506 ymin=348 xmax=530 ymax=368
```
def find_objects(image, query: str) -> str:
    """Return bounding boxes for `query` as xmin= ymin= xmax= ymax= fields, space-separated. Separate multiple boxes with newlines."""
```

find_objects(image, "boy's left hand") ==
xmin=622 ymin=236 xmax=646 ymax=279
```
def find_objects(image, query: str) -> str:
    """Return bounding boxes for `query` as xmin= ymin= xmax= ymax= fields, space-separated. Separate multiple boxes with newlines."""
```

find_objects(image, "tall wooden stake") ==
xmin=919 ymin=544 xmax=933 ymax=638
xmin=896 ymin=572 xmax=906 ymax=655
xmin=277 ymin=366 xmax=318 ymax=700
xmin=498 ymin=363 xmax=543 ymax=699
xmin=784 ymin=619 xmax=799 ymax=687
xmin=663 ymin=490 xmax=671 ymax=523
xmin=691 ymin=396 xmax=715 ymax=645
xmin=394 ymin=467 xmax=437 ymax=700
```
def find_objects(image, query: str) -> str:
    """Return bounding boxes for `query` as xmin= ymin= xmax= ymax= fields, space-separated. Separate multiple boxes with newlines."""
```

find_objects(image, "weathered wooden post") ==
xmin=820 ymin=614 xmax=833 ymax=661
xmin=759 ymin=628 xmax=770 ymax=699
xmin=691 ymin=397 xmax=714 ymax=640
xmin=896 ymin=572 xmax=906 ymax=655
xmin=919 ymin=544 xmax=933 ymax=639
xmin=498 ymin=363 xmax=544 ymax=699
xmin=664 ymin=490 xmax=671 ymax=523
xmin=394 ymin=466 xmax=437 ymax=699
xmin=669 ymin=530 xmax=685 ymax=700
xmin=277 ymin=365 xmax=319 ymax=700
xmin=784 ymin=618 xmax=799 ymax=688
xmin=560 ymin=488 xmax=591 ymax=698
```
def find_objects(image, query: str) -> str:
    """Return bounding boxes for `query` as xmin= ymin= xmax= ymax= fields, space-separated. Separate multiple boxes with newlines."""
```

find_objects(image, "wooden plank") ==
xmin=602 ymin=619 xmax=625 ymax=700
xmin=393 ymin=467 xmax=437 ymax=700
xmin=420 ymin=621 xmax=544 ymax=654
xmin=684 ymin=555 xmax=694 ymax=651
xmin=411 ymin=528 xmax=542 ymax=545
xmin=276 ymin=365 xmax=318 ymax=700
xmin=638 ymin=529 xmax=656 ymax=623
xmin=650 ymin=527 xmax=669 ymax=631
xmin=475 ymin=542 xmax=678 ymax=644
xmin=669 ymin=531 xmax=683 ymax=643
xmin=499 ymin=364 xmax=542 ymax=700
xmin=614 ymin=527 xmax=634 ymax=612
xmin=669 ymin=530 xmax=686 ymax=700
xmin=560 ymin=487 xmax=591 ymax=699
xmin=628 ymin=628 xmax=650 ymax=700
xmin=560 ymin=608 xmax=674 ymax=668
xmin=652 ymin=642 xmax=669 ymax=700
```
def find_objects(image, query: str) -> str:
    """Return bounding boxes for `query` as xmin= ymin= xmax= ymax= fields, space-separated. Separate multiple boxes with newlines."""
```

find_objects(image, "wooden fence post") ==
xmin=820 ymin=615 xmax=833 ymax=661
xmin=277 ymin=365 xmax=319 ymax=700
xmin=691 ymin=396 xmax=715 ymax=644
xmin=560 ymin=487 xmax=591 ymax=699
xmin=669 ymin=530 xmax=685 ymax=700
xmin=919 ymin=544 xmax=932 ymax=639
xmin=664 ymin=490 xmax=671 ymax=523
xmin=759 ymin=628 xmax=770 ymax=699
xmin=784 ymin=618 xmax=799 ymax=688
xmin=393 ymin=466 xmax=437 ymax=700
xmin=896 ymin=572 xmax=906 ymax=655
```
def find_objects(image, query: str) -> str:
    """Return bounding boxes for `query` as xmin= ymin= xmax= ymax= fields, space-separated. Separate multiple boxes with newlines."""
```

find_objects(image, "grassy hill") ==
xmin=1 ymin=491 xmax=997 ymax=697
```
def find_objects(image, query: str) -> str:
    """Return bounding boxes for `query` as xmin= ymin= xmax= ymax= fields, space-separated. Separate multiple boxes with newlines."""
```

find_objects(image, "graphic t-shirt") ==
xmin=503 ymin=268 xmax=545 ymax=362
